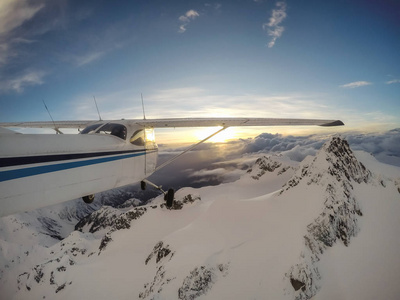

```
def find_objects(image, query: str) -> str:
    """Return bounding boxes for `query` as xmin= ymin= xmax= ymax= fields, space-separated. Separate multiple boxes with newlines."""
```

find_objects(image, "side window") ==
xmin=95 ymin=123 xmax=127 ymax=140
xmin=130 ymin=129 xmax=145 ymax=146
xmin=80 ymin=123 xmax=103 ymax=134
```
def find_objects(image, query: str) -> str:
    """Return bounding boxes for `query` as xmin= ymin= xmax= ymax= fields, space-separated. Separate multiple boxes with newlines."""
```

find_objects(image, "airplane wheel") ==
xmin=141 ymin=181 xmax=146 ymax=191
xmin=82 ymin=194 xmax=95 ymax=204
xmin=166 ymin=189 xmax=174 ymax=208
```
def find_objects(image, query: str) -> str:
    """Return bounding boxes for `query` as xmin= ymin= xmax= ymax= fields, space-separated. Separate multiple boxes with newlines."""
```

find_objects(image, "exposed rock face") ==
xmin=283 ymin=136 xmax=371 ymax=300
xmin=98 ymin=207 xmax=148 ymax=252
xmin=57 ymin=189 xmax=137 ymax=222
xmin=178 ymin=264 xmax=229 ymax=300
xmin=163 ymin=194 xmax=201 ymax=210
xmin=145 ymin=241 xmax=173 ymax=265
xmin=247 ymin=155 xmax=292 ymax=180
xmin=98 ymin=194 xmax=201 ymax=253
xmin=14 ymin=194 xmax=201 ymax=297
xmin=16 ymin=231 xmax=94 ymax=294
xmin=324 ymin=137 xmax=371 ymax=184
xmin=140 ymin=240 xmax=229 ymax=300
xmin=140 ymin=241 xmax=176 ymax=299
xmin=74 ymin=206 xmax=124 ymax=234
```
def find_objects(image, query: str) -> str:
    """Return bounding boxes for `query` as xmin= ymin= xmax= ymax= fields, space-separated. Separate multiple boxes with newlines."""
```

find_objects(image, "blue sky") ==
xmin=1 ymin=0 xmax=399 ymax=141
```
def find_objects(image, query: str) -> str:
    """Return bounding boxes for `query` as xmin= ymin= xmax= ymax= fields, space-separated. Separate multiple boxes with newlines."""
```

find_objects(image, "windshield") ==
xmin=130 ymin=129 xmax=145 ymax=146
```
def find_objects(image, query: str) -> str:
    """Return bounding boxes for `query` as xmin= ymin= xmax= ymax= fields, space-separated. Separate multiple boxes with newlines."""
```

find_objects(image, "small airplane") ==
xmin=0 ymin=117 xmax=344 ymax=217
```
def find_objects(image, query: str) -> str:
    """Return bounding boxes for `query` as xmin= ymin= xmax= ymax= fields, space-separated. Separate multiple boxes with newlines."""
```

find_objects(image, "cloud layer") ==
xmin=151 ymin=129 xmax=400 ymax=192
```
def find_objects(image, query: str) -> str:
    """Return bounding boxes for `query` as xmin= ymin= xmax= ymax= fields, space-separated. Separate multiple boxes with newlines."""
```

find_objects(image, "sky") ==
xmin=0 ymin=0 xmax=399 ymax=143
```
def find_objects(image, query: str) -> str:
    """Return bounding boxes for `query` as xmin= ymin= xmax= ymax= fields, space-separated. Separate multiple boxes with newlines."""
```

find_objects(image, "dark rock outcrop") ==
xmin=247 ymin=156 xmax=291 ymax=180
xmin=178 ymin=264 xmax=229 ymax=300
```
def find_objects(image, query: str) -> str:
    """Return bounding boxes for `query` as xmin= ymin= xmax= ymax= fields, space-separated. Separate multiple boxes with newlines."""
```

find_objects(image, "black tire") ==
xmin=141 ymin=181 xmax=147 ymax=191
xmin=82 ymin=194 xmax=95 ymax=204
xmin=166 ymin=189 xmax=174 ymax=208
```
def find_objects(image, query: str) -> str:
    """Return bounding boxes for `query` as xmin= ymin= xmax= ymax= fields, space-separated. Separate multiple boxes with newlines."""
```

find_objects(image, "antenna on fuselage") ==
xmin=93 ymin=96 xmax=102 ymax=121
xmin=42 ymin=100 xmax=62 ymax=134
xmin=141 ymin=93 xmax=146 ymax=120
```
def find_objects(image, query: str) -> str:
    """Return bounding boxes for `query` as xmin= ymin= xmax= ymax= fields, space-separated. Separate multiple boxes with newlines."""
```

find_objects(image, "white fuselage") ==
xmin=0 ymin=122 xmax=157 ymax=217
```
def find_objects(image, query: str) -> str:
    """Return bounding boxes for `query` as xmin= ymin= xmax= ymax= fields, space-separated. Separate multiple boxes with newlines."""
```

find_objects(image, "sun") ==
xmin=194 ymin=127 xmax=238 ymax=143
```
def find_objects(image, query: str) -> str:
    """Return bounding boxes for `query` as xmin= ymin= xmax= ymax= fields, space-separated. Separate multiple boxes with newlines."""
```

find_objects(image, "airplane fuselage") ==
xmin=0 ymin=121 xmax=157 ymax=217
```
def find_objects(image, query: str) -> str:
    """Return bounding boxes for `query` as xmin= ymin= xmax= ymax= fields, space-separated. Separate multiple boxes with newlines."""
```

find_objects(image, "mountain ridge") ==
xmin=0 ymin=136 xmax=399 ymax=299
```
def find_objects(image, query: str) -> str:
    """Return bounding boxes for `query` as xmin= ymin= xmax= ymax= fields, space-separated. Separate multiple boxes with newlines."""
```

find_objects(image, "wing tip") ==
xmin=320 ymin=120 xmax=345 ymax=127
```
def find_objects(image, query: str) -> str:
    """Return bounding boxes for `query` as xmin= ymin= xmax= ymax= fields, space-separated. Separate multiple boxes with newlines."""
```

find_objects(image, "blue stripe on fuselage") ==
xmin=0 ymin=152 xmax=148 ymax=182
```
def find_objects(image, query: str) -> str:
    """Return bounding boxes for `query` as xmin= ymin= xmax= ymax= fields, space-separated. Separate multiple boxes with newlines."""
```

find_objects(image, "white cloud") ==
xmin=0 ymin=0 xmax=44 ymax=36
xmin=340 ymin=81 xmax=372 ymax=88
xmin=75 ymin=51 xmax=106 ymax=67
xmin=0 ymin=70 xmax=46 ymax=93
xmin=0 ymin=0 xmax=45 ymax=65
xmin=205 ymin=3 xmax=222 ymax=10
xmin=386 ymin=79 xmax=400 ymax=85
xmin=263 ymin=1 xmax=287 ymax=48
xmin=178 ymin=9 xmax=200 ymax=33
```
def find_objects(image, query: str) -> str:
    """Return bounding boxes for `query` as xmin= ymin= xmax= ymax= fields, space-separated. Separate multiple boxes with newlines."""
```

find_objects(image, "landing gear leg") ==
xmin=165 ymin=188 xmax=175 ymax=208
xmin=142 ymin=179 xmax=175 ymax=208
xmin=140 ymin=180 xmax=147 ymax=191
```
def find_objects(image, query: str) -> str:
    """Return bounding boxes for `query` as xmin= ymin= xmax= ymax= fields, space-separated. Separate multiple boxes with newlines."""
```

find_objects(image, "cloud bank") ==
xmin=151 ymin=129 xmax=400 ymax=193
xmin=241 ymin=130 xmax=400 ymax=166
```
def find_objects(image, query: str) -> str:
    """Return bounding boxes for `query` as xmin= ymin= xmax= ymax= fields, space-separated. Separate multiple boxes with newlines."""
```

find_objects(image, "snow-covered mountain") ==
xmin=0 ymin=136 xmax=399 ymax=300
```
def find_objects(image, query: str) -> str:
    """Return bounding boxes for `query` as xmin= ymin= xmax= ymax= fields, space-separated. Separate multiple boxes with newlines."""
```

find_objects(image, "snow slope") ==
xmin=0 ymin=137 xmax=399 ymax=300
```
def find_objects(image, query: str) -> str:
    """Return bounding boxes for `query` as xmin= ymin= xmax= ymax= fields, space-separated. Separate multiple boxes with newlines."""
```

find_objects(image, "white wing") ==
xmin=0 ymin=120 xmax=96 ymax=129
xmin=0 ymin=118 xmax=344 ymax=129
xmin=133 ymin=118 xmax=344 ymax=128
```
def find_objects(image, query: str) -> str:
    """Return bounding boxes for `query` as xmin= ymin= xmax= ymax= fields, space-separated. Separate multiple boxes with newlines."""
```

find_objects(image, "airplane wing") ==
xmin=0 ymin=120 xmax=96 ymax=129
xmin=134 ymin=118 xmax=344 ymax=128
xmin=0 ymin=118 xmax=344 ymax=130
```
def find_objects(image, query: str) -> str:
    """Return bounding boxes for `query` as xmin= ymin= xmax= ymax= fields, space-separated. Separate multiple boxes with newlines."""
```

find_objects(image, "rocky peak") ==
xmin=282 ymin=136 xmax=371 ymax=192
xmin=247 ymin=155 xmax=292 ymax=180
xmin=322 ymin=136 xmax=371 ymax=184
xmin=283 ymin=136 xmax=370 ymax=300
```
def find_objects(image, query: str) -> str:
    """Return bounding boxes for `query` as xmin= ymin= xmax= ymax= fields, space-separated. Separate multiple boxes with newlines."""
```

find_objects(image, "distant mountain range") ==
xmin=1 ymin=136 xmax=399 ymax=300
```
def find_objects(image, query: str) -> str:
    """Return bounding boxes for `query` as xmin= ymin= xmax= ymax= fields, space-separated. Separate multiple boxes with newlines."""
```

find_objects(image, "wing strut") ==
xmin=154 ymin=126 xmax=228 ymax=173
xmin=142 ymin=126 xmax=228 ymax=208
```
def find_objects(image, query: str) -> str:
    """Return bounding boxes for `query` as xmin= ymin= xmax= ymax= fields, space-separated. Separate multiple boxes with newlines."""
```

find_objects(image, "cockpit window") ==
xmin=81 ymin=123 xmax=127 ymax=140
xmin=130 ymin=129 xmax=145 ymax=146
xmin=80 ymin=123 xmax=103 ymax=134
xmin=96 ymin=123 xmax=127 ymax=140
